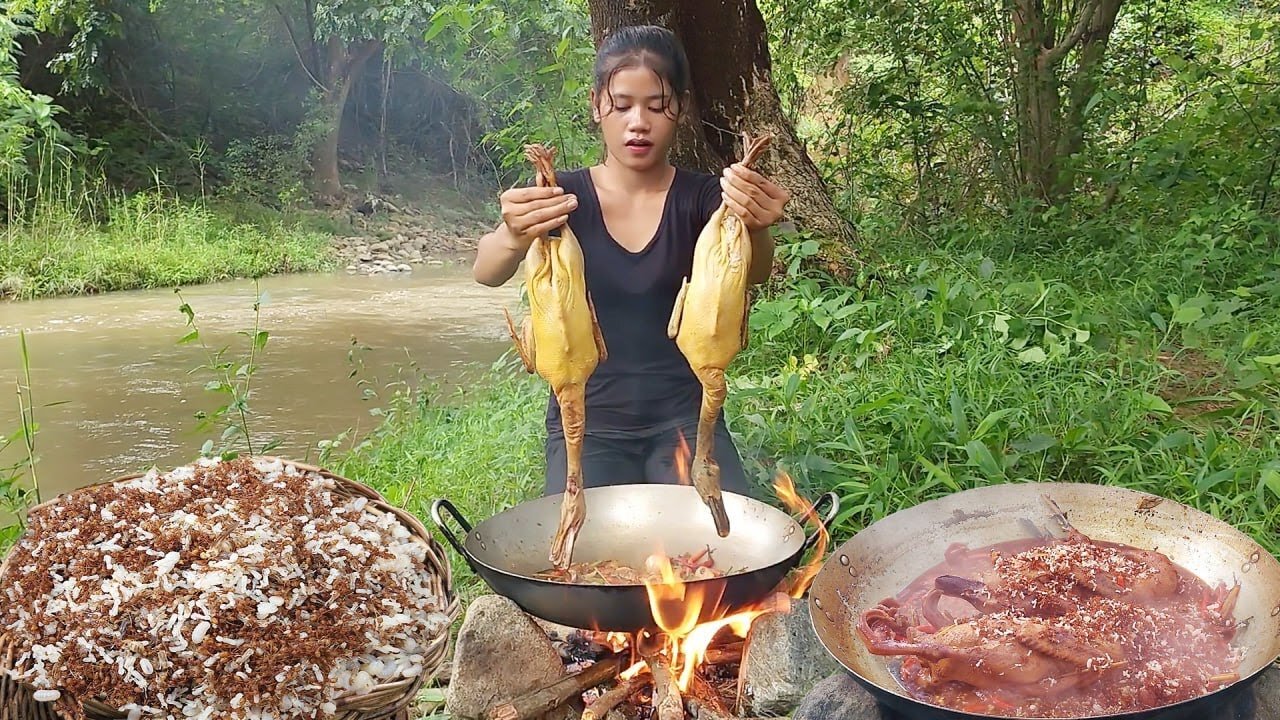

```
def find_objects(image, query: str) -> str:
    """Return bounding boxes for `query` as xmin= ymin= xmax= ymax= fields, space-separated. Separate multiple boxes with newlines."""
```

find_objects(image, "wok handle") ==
xmin=801 ymin=492 xmax=840 ymax=553
xmin=429 ymin=498 xmax=473 ymax=558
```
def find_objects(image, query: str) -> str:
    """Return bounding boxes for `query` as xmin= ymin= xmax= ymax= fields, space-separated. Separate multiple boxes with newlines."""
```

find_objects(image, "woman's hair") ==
xmin=593 ymin=24 xmax=692 ymax=120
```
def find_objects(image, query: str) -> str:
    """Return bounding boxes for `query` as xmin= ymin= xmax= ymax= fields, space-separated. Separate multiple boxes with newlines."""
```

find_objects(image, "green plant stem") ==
xmin=17 ymin=331 xmax=39 ymax=505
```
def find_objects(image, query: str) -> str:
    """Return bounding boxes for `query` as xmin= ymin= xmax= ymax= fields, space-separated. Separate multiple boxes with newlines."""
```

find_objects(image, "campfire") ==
xmin=482 ymin=460 xmax=832 ymax=720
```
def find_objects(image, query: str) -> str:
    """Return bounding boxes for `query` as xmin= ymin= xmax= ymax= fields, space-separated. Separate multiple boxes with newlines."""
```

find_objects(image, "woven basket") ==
xmin=0 ymin=456 xmax=458 ymax=720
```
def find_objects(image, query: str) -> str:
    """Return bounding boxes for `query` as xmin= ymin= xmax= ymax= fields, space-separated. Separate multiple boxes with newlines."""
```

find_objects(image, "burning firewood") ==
xmin=687 ymin=672 xmax=736 ymax=718
xmin=484 ymin=655 xmax=625 ymax=720
xmin=581 ymin=671 xmax=650 ymax=720
xmin=639 ymin=635 xmax=683 ymax=720
xmin=703 ymin=640 xmax=743 ymax=666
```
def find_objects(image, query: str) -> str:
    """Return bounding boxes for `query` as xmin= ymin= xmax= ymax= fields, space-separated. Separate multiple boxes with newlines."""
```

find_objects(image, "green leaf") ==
xmin=1137 ymin=392 xmax=1173 ymax=415
xmin=972 ymin=408 xmax=1016 ymax=441
xmin=423 ymin=12 xmax=453 ymax=42
xmin=418 ymin=687 xmax=447 ymax=703
xmin=1262 ymin=469 xmax=1280 ymax=499
xmin=1017 ymin=347 xmax=1047 ymax=364
xmin=783 ymin=372 xmax=801 ymax=397
xmin=918 ymin=456 xmax=959 ymax=491
xmin=992 ymin=313 xmax=1010 ymax=337
xmin=177 ymin=329 xmax=199 ymax=345
xmin=1011 ymin=434 xmax=1058 ymax=454
xmin=254 ymin=331 xmax=269 ymax=350
xmin=0 ymin=524 xmax=22 ymax=550
xmin=1195 ymin=469 xmax=1236 ymax=493
xmin=979 ymin=257 xmax=995 ymax=279
xmin=1172 ymin=305 xmax=1204 ymax=324
xmin=965 ymin=440 xmax=1004 ymax=478
xmin=836 ymin=327 xmax=863 ymax=343
xmin=1253 ymin=354 xmax=1280 ymax=366
xmin=1153 ymin=430 xmax=1193 ymax=450
xmin=949 ymin=390 xmax=969 ymax=443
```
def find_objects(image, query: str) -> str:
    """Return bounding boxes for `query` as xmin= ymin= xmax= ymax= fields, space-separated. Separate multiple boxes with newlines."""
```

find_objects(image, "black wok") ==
xmin=431 ymin=484 xmax=837 ymax=633
xmin=808 ymin=481 xmax=1280 ymax=720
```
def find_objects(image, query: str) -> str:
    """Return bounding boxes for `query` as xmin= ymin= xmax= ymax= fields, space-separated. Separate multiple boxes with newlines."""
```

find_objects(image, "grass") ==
xmin=1 ymin=186 xmax=337 ymax=301
xmin=330 ymin=361 xmax=548 ymax=602
xmin=324 ymin=205 xmax=1278 ymax=717
xmin=0 ymin=201 xmax=1274 ymax=720
xmin=334 ymin=202 xmax=1280 ymax=602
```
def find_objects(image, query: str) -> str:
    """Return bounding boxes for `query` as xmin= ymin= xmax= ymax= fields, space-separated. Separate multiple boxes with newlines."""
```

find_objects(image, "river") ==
xmin=0 ymin=264 xmax=518 ymax=498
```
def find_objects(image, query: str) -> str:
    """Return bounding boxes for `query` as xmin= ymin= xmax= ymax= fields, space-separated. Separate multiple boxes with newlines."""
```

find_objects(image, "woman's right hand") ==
xmin=500 ymin=186 xmax=578 ymax=249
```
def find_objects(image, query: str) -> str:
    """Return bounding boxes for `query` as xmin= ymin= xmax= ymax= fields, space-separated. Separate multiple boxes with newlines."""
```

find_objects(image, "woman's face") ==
xmin=593 ymin=65 xmax=681 ymax=173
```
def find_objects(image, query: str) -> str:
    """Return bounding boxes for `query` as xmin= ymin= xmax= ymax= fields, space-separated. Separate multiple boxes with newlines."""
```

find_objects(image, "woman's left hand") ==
xmin=720 ymin=163 xmax=792 ymax=231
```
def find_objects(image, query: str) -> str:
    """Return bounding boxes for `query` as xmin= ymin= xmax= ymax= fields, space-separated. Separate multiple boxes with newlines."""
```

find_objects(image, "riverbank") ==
xmin=0 ymin=178 xmax=497 ymax=301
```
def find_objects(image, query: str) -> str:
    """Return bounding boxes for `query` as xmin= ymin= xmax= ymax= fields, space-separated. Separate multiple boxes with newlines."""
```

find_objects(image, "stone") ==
xmin=738 ymin=599 xmax=840 ymax=716
xmin=791 ymin=673 xmax=883 ymax=720
xmin=445 ymin=594 xmax=571 ymax=720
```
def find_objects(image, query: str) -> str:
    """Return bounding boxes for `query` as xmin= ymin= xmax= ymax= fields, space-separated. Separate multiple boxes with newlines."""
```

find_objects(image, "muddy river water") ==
xmin=0 ymin=264 xmax=517 ymax=497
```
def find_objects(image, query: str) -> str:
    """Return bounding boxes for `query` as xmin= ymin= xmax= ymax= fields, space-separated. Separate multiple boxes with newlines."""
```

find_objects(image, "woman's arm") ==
xmin=720 ymin=164 xmax=790 ymax=286
xmin=473 ymin=222 xmax=529 ymax=287
xmin=473 ymin=186 xmax=578 ymax=287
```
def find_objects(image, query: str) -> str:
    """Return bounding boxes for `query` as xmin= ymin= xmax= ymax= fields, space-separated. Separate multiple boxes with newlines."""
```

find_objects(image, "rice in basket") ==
xmin=0 ymin=456 xmax=451 ymax=720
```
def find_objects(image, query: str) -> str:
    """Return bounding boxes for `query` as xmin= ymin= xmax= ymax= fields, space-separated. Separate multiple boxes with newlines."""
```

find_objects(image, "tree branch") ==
xmin=1045 ymin=0 xmax=1102 ymax=66
xmin=304 ymin=0 xmax=322 ymax=73
xmin=274 ymin=3 xmax=327 ymax=91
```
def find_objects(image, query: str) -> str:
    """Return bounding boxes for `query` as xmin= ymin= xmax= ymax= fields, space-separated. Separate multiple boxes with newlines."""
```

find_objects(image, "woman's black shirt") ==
xmin=543 ymin=166 xmax=723 ymax=439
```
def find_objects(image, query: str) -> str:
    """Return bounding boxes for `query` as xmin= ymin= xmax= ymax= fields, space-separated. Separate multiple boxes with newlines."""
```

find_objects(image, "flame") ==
xmin=604 ymin=632 xmax=630 ymax=653
xmin=773 ymin=469 xmax=829 ymax=598
xmin=672 ymin=592 xmax=789 ymax=689
xmin=641 ymin=552 xmax=787 ymax=692
xmin=674 ymin=430 xmax=692 ymax=485
xmin=642 ymin=553 xmax=708 ymax=638
xmin=627 ymin=454 xmax=826 ymax=694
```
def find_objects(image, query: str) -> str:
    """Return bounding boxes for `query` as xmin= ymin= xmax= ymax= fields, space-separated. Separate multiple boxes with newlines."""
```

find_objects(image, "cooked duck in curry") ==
xmin=535 ymin=547 xmax=734 ymax=585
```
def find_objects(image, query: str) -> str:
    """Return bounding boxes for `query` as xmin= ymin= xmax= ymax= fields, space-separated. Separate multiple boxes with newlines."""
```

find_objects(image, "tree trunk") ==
xmin=587 ymin=0 xmax=864 ymax=273
xmin=1054 ymin=0 xmax=1123 ymax=198
xmin=1008 ymin=0 xmax=1126 ymax=205
xmin=311 ymin=37 xmax=382 ymax=201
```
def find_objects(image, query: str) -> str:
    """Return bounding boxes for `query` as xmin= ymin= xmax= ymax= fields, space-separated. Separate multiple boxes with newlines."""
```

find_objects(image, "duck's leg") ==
xmin=689 ymin=366 xmax=730 ymax=537
xmin=549 ymin=382 xmax=587 ymax=568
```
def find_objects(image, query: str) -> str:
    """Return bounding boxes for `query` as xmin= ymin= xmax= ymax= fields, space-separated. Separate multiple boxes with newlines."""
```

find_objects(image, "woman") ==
xmin=473 ymin=24 xmax=791 ymax=497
